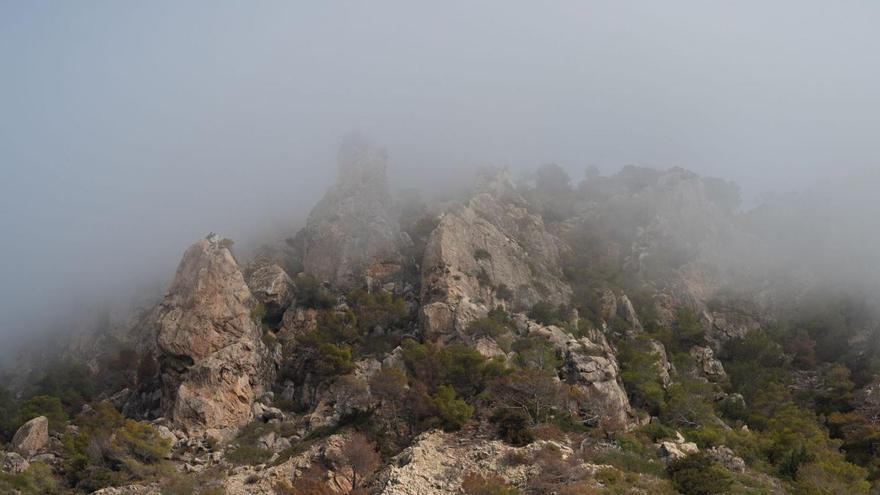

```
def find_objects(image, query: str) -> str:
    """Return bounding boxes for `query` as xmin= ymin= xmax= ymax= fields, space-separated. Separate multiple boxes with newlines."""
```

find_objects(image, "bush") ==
xmin=296 ymin=275 xmax=336 ymax=309
xmin=0 ymin=462 xmax=59 ymax=494
xmin=474 ymin=249 xmax=492 ymax=261
xmin=111 ymin=420 xmax=172 ymax=464
xmin=494 ymin=283 xmax=514 ymax=301
xmin=467 ymin=307 xmax=513 ymax=340
xmin=431 ymin=385 xmax=474 ymax=431
xmin=617 ymin=341 xmax=667 ymax=416
xmin=529 ymin=301 xmax=564 ymax=326
xmin=62 ymin=402 xmax=171 ymax=491
xmin=491 ymin=408 xmax=534 ymax=446
xmin=18 ymin=395 xmax=68 ymax=433
xmin=461 ymin=472 xmax=521 ymax=495
xmin=667 ymin=453 xmax=733 ymax=495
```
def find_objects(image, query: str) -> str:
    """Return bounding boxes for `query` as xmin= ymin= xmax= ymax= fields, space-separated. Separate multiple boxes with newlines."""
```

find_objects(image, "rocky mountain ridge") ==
xmin=3 ymin=146 xmax=879 ymax=494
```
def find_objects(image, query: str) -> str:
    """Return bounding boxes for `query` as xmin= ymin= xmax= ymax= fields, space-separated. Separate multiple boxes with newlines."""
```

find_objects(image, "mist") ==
xmin=2 ymin=1 xmax=880 ymax=352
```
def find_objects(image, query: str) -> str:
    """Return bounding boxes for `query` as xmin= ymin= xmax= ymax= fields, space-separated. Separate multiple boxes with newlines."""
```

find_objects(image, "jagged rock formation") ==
xmin=154 ymin=236 xmax=277 ymax=439
xmin=656 ymin=431 xmax=700 ymax=463
xmin=528 ymin=323 xmax=634 ymax=429
xmin=375 ymin=430 xmax=546 ymax=494
xmin=690 ymin=345 xmax=727 ymax=381
xmin=1 ymin=452 xmax=30 ymax=474
xmin=294 ymin=135 xmax=409 ymax=289
xmin=245 ymin=261 xmax=295 ymax=324
xmin=11 ymin=416 xmax=48 ymax=456
xmin=421 ymin=170 xmax=572 ymax=340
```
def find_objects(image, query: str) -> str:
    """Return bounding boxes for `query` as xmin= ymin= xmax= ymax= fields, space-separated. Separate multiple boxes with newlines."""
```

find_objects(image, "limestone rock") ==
xmin=11 ymin=416 xmax=48 ymax=456
xmin=656 ymin=432 xmax=699 ymax=463
xmin=296 ymin=135 xmax=409 ymax=289
xmin=91 ymin=485 xmax=161 ymax=495
xmin=154 ymin=236 xmax=277 ymax=439
xmin=1 ymin=452 xmax=29 ymax=474
xmin=246 ymin=263 xmax=294 ymax=323
xmin=690 ymin=345 xmax=726 ymax=380
xmin=375 ymin=430 xmax=533 ymax=494
xmin=421 ymin=169 xmax=572 ymax=340
xmin=707 ymin=446 xmax=747 ymax=472
xmin=529 ymin=322 xmax=634 ymax=430
xmin=643 ymin=339 xmax=674 ymax=388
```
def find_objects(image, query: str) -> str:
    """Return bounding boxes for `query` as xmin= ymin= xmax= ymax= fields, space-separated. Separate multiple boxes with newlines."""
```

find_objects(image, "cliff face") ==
xmin=296 ymin=135 xmax=409 ymax=290
xmin=420 ymin=170 xmax=571 ymax=341
xmin=154 ymin=235 xmax=277 ymax=439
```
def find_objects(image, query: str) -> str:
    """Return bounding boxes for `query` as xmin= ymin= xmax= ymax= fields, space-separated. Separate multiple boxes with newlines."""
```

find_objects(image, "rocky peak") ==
xmin=420 ymin=170 xmax=572 ymax=340
xmin=153 ymin=235 xmax=277 ymax=439
xmin=297 ymin=136 xmax=408 ymax=289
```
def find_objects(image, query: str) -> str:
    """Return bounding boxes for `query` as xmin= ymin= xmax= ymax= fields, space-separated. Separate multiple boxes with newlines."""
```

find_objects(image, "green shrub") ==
xmin=431 ymin=385 xmax=474 ymax=431
xmin=296 ymin=275 xmax=336 ymax=309
xmin=251 ymin=302 xmax=267 ymax=323
xmin=460 ymin=472 xmax=520 ymax=495
xmin=474 ymin=248 xmax=492 ymax=261
xmin=18 ymin=395 xmax=68 ymax=433
xmin=111 ymin=420 xmax=172 ymax=464
xmin=0 ymin=462 xmax=59 ymax=494
xmin=617 ymin=340 xmax=667 ymax=416
xmin=467 ymin=307 xmax=513 ymax=340
xmin=667 ymin=453 xmax=733 ymax=495
xmin=528 ymin=301 xmax=563 ymax=326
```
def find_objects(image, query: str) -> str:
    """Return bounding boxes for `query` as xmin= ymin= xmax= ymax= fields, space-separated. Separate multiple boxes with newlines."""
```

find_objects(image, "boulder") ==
xmin=420 ymin=169 xmax=572 ymax=341
xmin=657 ymin=440 xmax=699 ymax=463
xmin=154 ymin=235 xmax=277 ymax=439
xmin=246 ymin=263 xmax=294 ymax=323
xmin=11 ymin=416 xmax=49 ymax=456
xmin=1 ymin=452 xmax=29 ymax=474
xmin=656 ymin=432 xmax=699 ymax=463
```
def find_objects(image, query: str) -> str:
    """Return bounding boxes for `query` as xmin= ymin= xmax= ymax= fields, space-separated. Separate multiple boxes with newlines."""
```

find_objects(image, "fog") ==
xmin=2 ymin=2 xmax=879 ymax=350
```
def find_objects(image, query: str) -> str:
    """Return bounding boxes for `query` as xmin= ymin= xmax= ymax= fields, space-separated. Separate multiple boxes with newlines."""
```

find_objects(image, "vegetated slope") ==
xmin=1 ymin=150 xmax=879 ymax=495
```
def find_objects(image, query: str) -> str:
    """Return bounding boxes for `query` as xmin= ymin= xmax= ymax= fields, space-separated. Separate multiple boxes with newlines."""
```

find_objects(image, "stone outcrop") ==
xmin=1 ymin=451 xmax=30 ymax=474
xmin=690 ymin=345 xmax=726 ymax=381
xmin=375 ymin=430 xmax=539 ymax=494
xmin=656 ymin=431 xmax=699 ymax=463
xmin=643 ymin=339 xmax=674 ymax=388
xmin=11 ymin=416 xmax=49 ymax=456
xmin=529 ymin=323 xmax=634 ymax=429
xmin=421 ymin=170 xmax=572 ymax=340
xmin=245 ymin=262 xmax=294 ymax=324
xmin=295 ymin=135 xmax=409 ymax=289
xmin=154 ymin=235 xmax=277 ymax=439
xmin=597 ymin=289 xmax=643 ymax=335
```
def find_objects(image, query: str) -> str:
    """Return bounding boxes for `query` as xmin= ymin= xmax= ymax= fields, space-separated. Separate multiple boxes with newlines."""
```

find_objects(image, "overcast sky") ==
xmin=1 ymin=1 xmax=879 ymax=343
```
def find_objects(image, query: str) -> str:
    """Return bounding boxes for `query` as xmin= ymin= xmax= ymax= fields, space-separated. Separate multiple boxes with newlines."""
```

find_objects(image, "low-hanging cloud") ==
xmin=2 ymin=1 xmax=879 ymax=353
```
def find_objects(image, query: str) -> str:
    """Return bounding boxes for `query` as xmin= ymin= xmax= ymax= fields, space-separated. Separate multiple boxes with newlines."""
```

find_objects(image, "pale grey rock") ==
xmin=644 ymin=339 xmax=674 ymax=388
xmin=91 ymin=485 xmax=161 ymax=495
xmin=420 ymin=169 xmax=572 ymax=340
xmin=11 ymin=416 xmax=48 ymax=456
xmin=246 ymin=263 xmax=294 ymax=322
xmin=690 ymin=345 xmax=726 ymax=380
xmin=707 ymin=446 xmax=747 ymax=472
xmin=656 ymin=432 xmax=699 ymax=463
xmin=297 ymin=135 xmax=409 ymax=289
xmin=529 ymin=322 xmax=634 ymax=430
xmin=1 ymin=451 xmax=29 ymax=474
